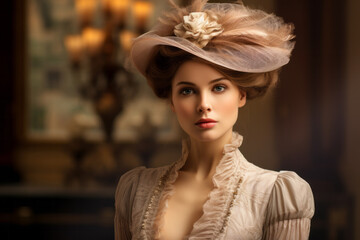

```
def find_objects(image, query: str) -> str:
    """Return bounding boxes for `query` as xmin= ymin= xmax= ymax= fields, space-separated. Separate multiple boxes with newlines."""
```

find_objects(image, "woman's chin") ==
xmin=185 ymin=128 xmax=232 ymax=143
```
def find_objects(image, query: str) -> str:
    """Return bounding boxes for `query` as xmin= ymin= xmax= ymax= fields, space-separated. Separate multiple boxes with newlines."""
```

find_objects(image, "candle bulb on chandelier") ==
xmin=82 ymin=28 xmax=105 ymax=56
xmin=133 ymin=0 xmax=154 ymax=34
xmin=110 ymin=0 xmax=130 ymax=28
xmin=65 ymin=35 xmax=84 ymax=66
xmin=75 ymin=0 xmax=96 ymax=28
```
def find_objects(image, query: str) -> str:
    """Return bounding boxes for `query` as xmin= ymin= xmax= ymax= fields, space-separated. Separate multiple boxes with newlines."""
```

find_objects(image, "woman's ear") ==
xmin=238 ymin=90 xmax=246 ymax=108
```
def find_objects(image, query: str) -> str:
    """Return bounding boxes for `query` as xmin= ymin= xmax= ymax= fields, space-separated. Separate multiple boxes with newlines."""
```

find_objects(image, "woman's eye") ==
xmin=180 ymin=88 xmax=194 ymax=95
xmin=213 ymin=85 xmax=226 ymax=92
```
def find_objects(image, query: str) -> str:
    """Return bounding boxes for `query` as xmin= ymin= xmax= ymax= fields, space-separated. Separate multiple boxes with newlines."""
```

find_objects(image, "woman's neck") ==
xmin=181 ymin=130 xmax=233 ymax=181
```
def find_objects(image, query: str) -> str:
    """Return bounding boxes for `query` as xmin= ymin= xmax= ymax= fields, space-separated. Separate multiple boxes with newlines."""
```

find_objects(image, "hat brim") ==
xmin=130 ymin=32 xmax=291 ymax=77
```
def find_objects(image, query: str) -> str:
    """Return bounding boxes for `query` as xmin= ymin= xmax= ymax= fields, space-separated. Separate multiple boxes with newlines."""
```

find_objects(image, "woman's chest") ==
xmin=156 ymin=185 xmax=267 ymax=240
xmin=157 ymin=176 xmax=213 ymax=239
xmin=131 ymin=165 xmax=278 ymax=239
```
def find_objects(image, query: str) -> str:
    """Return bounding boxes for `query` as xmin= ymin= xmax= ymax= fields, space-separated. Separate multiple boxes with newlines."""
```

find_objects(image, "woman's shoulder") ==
xmin=266 ymin=171 xmax=315 ymax=223
xmin=272 ymin=171 xmax=314 ymax=208
xmin=240 ymin=162 xmax=315 ymax=220
xmin=259 ymin=171 xmax=315 ymax=238
xmin=114 ymin=165 xmax=169 ymax=217
xmin=275 ymin=170 xmax=313 ymax=192
xmin=244 ymin=162 xmax=314 ymax=201
xmin=115 ymin=165 xmax=168 ymax=195
xmin=117 ymin=166 xmax=146 ymax=186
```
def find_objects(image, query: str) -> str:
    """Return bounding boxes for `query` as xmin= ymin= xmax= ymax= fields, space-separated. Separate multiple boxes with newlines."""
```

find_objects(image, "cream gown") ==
xmin=114 ymin=132 xmax=315 ymax=239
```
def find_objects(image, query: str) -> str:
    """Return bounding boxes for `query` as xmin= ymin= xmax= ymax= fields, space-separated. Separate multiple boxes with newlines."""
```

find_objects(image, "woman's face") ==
xmin=171 ymin=60 xmax=246 ymax=142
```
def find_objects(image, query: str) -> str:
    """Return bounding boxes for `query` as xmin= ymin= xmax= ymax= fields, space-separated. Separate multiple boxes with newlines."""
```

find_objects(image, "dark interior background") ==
xmin=1 ymin=0 xmax=359 ymax=239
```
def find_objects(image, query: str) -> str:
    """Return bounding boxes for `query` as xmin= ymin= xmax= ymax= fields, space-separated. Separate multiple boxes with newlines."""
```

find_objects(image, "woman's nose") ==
xmin=197 ymin=93 xmax=212 ymax=113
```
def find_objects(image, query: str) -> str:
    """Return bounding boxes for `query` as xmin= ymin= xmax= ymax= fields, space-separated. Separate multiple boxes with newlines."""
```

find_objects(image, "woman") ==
xmin=115 ymin=0 xmax=315 ymax=239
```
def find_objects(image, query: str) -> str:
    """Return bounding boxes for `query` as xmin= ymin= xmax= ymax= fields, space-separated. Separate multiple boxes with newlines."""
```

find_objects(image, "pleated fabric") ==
xmin=114 ymin=132 xmax=314 ymax=240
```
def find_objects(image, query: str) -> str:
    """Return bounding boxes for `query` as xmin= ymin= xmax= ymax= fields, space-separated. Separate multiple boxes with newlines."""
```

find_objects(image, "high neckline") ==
xmin=143 ymin=132 xmax=248 ymax=239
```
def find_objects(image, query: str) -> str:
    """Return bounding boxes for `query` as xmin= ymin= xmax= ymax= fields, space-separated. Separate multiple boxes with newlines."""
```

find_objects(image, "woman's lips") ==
xmin=195 ymin=118 xmax=217 ymax=129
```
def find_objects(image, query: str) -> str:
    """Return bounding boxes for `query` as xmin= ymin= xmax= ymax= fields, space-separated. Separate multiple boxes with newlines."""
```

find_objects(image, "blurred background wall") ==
xmin=344 ymin=0 xmax=360 ymax=239
xmin=0 ymin=0 xmax=359 ymax=239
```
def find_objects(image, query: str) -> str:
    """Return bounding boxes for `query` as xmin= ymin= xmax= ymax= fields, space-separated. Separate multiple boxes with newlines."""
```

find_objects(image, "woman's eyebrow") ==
xmin=176 ymin=81 xmax=196 ymax=86
xmin=176 ymin=77 xmax=228 ymax=86
xmin=210 ymin=77 xmax=228 ymax=83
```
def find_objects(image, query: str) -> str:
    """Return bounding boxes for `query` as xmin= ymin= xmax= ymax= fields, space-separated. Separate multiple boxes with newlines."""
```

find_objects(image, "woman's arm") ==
xmin=114 ymin=167 xmax=145 ymax=240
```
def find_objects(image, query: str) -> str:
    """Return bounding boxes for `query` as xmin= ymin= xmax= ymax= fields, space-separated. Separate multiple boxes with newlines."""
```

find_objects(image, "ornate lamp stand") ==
xmin=65 ymin=0 xmax=153 ymax=142
xmin=64 ymin=0 xmax=153 ymax=186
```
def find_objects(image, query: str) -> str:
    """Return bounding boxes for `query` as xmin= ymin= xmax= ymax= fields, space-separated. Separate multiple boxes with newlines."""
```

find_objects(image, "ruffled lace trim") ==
xmin=152 ymin=138 xmax=189 ymax=239
xmin=151 ymin=132 xmax=247 ymax=239
xmin=189 ymin=132 xmax=246 ymax=239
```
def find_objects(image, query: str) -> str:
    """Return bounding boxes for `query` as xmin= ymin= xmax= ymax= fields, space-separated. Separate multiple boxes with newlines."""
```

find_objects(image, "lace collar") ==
xmin=140 ymin=132 xmax=247 ymax=239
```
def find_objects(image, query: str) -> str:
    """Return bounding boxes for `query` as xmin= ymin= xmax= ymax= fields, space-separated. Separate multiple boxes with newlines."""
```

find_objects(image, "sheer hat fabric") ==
xmin=130 ymin=0 xmax=295 ymax=77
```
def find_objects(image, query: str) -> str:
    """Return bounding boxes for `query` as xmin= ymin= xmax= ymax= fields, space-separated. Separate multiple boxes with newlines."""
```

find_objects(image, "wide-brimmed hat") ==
xmin=130 ymin=0 xmax=294 ymax=77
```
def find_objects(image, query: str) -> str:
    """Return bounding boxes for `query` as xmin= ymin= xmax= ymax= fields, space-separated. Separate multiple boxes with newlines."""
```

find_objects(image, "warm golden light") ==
xmin=112 ymin=0 xmax=131 ymax=25
xmin=65 ymin=35 xmax=84 ymax=62
xmin=81 ymin=28 xmax=105 ymax=55
xmin=101 ymin=0 xmax=131 ymax=25
xmin=133 ymin=1 xmax=154 ymax=32
xmin=75 ymin=0 xmax=97 ymax=26
xmin=133 ymin=1 xmax=153 ymax=20
xmin=119 ymin=30 xmax=136 ymax=52
xmin=111 ymin=0 xmax=130 ymax=14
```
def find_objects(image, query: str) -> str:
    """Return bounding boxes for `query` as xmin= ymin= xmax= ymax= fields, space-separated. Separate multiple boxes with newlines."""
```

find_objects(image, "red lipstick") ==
xmin=195 ymin=118 xmax=217 ymax=129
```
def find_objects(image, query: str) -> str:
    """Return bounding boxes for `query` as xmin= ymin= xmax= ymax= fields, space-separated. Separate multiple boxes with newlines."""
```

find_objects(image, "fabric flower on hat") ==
xmin=174 ymin=11 xmax=223 ymax=48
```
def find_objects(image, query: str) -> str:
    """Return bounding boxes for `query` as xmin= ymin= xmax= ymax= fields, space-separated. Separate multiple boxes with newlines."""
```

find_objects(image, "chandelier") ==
xmin=64 ymin=0 xmax=154 ymax=143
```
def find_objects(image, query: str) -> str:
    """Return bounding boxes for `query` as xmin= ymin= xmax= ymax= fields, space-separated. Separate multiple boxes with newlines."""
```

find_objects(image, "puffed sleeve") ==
xmin=262 ymin=171 xmax=315 ymax=240
xmin=114 ymin=167 xmax=145 ymax=240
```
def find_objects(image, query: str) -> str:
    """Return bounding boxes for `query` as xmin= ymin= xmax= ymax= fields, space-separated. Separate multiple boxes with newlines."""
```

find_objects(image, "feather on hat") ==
xmin=130 ymin=0 xmax=295 ymax=77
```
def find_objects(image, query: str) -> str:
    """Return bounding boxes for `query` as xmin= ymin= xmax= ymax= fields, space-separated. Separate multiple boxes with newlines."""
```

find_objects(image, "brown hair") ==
xmin=145 ymin=45 xmax=280 ymax=100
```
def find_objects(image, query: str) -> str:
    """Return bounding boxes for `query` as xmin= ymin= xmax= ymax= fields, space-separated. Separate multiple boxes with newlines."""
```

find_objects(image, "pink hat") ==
xmin=130 ymin=0 xmax=294 ymax=77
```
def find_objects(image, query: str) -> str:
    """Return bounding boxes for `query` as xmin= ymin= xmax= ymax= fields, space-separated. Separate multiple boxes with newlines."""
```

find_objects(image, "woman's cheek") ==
xmin=181 ymin=105 xmax=193 ymax=119
xmin=174 ymin=101 xmax=193 ymax=119
xmin=217 ymin=95 xmax=239 ymax=115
